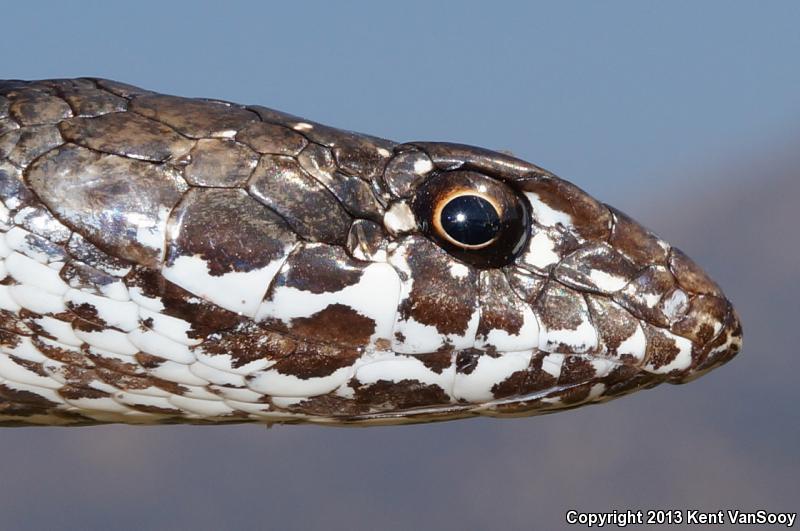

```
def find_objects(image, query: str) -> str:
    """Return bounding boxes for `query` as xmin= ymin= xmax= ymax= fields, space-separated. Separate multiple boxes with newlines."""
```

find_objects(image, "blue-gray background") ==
xmin=2 ymin=1 xmax=798 ymax=530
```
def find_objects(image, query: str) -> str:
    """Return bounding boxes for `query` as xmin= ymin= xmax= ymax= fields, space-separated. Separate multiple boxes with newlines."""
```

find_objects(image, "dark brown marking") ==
xmin=270 ymin=243 xmax=365 ymax=295
xmin=269 ymin=341 xmax=360 ymax=379
xmin=288 ymin=304 xmax=375 ymax=347
xmin=643 ymin=325 xmax=681 ymax=370
xmin=395 ymin=236 xmax=479 ymax=336
xmin=585 ymin=294 xmax=640 ymax=359
xmin=58 ymin=385 xmax=110 ymax=400
xmin=352 ymin=379 xmax=450 ymax=410
xmin=535 ymin=283 xmax=587 ymax=332
xmin=478 ymin=269 xmax=526 ymax=339
xmin=165 ymin=188 xmax=296 ymax=276
xmin=410 ymin=349 xmax=453 ymax=374
xmin=557 ymin=356 xmax=596 ymax=386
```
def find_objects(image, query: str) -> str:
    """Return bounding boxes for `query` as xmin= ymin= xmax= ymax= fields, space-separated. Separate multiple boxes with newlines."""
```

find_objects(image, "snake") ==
xmin=0 ymin=78 xmax=742 ymax=426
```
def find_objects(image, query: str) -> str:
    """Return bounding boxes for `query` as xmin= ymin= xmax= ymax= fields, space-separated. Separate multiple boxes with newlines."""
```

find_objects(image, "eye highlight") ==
xmin=435 ymin=193 xmax=501 ymax=248
xmin=412 ymin=171 xmax=530 ymax=268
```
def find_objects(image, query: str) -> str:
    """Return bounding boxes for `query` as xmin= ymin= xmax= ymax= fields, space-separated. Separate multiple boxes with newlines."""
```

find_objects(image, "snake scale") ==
xmin=0 ymin=78 xmax=742 ymax=426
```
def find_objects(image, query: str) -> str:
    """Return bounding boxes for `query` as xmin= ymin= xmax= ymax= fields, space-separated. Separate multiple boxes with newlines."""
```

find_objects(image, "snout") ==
xmin=663 ymin=248 xmax=743 ymax=383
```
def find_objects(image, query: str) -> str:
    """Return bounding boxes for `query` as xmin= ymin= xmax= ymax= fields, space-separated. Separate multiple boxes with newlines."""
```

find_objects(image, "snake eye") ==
xmin=436 ymin=193 xmax=501 ymax=248
xmin=413 ymin=171 xmax=530 ymax=268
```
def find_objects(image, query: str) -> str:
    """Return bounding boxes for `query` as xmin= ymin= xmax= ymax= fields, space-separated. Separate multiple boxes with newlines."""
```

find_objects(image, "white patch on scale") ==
xmin=5 ymin=252 xmax=69 ymax=294
xmin=383 ymin=201 xmax=417 ymax=235
xmin=65 ymin=289 xmax=139 ymax=331
xmin=163 ymin=250 xmax=292 ymax=317
xmin=32 ymin=316 xmax=83 ymax=347
xmin=476 ymin=304 xmax=540 ymax=352
xmin=144 ymin=360 xmax=210 ymax=387
xmin=127 ymin=328 xmax=195 ymax=364
xmin=538 ymin=313 xmax=598 ymax=354
xmin=453 ymin=350 xmax=532 ymax=402
xmin=189 ymin=361 xmax=246 ymax=387
xmin=524 ymin=192 xmax=573 ymax=227
xmin=256 ymin=262 xmax=401 ymax=345
xmin=246 ymin=366 xmax=352 ymax=397
xmin=4 ymin=227 xmax=53 ymax=263
xmin=0 ymin=353 xmax=61 ymax=389
xmin=167 ymin=394 xmax=237 ymax=418
xmin=74 ymin=329 xmax=138 ymax=356
xmin=616 ymin=322 xmax=647 ymax=364
xmin=354 ymin=354 xmax=454 ymax=393
xmin=9 ymin=284 xmax=67 ymax=314
xmin=588 ymin=270 xmax=630 ymax=292
xmin=139 ymin=307 xmax=201 ymax=346
xmin=521 ymin=231 xmax=560 ymax=269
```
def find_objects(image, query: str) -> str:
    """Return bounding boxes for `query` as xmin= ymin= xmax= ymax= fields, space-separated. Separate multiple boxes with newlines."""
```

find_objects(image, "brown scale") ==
xmin=614 ymin=265 xmax=678 ymax=328
xmin=7 ymin=124 xmax=63 ymax=166
xmin=27 ymin=144 xmax=188 ymax=267
xmin=608 ymin=207 xmax=669 ymax=266
xmin=642 ymin=324 xmax=682 ymax=370
xmin=554 ymin=242 xmax=640 ymax=294
xmin=477 ymin=269 xmax=528 ymax=339
xmin=129 ymin=94 xmax=259 ymax=138
xmin=46 ymin=79 xmax=128 ymax=117
xmin=166 ymin=187 xmax=296 ymax=276
xmin=7 ymin=90 xmax=72 ymax=126
xmin=395 ymin=235 xmax=479 ymax=337
xmin=236 ymin=121 xmax=308 ymax=156
xmin=248 ymin=159 xmax=353 ymax=244
xmin=584 ymin=294 xmax=642 ymax=362
xmin=535 ymin=283 xmax=594 ymax=349
xmin=59 ymin=112 xmax=195 ymax=163
xmin=184 ymin=138 xmax=258 ymax=187
xmin=298 ymin=143 xmax=384 ymax=221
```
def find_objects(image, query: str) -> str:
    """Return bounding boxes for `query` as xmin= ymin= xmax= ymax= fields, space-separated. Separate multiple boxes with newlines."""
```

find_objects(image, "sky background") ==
xmin=1 ymin=1 xmax=798 ymax=530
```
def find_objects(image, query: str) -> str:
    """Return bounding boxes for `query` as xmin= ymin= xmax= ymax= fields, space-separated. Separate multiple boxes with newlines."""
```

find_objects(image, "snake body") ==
xmin=0 ymin=78 xmax=741 ymax=426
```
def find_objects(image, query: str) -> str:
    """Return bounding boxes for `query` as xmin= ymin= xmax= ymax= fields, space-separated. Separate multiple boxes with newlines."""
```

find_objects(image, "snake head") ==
xmin=0 ymin=79 xmax=741 ymax=424
xmin=378 ymin=142 xmax=741 ymax=414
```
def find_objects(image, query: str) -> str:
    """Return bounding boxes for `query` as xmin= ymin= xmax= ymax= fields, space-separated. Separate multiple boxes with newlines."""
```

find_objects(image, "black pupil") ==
xmin=440 ymin=195 xmax=501 ymax=246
